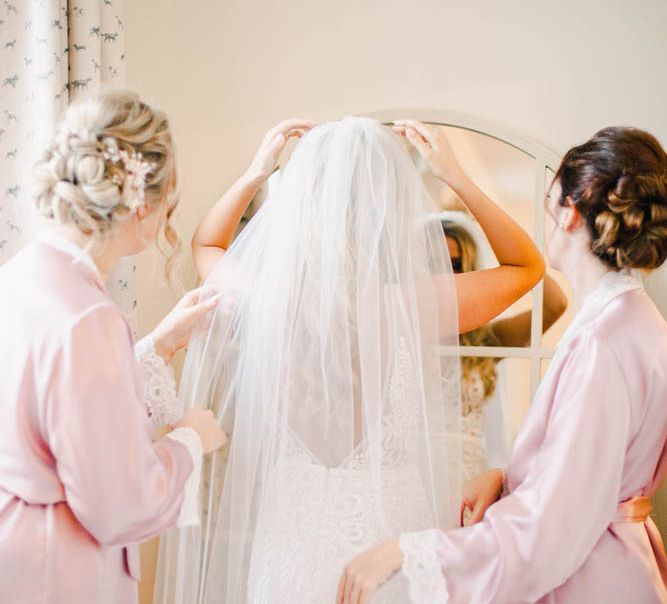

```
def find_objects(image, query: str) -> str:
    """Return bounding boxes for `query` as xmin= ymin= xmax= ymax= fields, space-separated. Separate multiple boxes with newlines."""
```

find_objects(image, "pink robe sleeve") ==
xmin=400 ymin=331 xmax=631 ymax=603
xmin=45 ymin=303 xmax=197 ymax=546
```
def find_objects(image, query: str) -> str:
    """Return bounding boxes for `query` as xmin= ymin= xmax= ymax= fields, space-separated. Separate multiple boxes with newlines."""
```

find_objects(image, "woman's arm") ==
xmin=48 ymin=305 xmax=225 ymax=545
xmin=394 ymin=120 xmax=546 ymax=335
xmin=135 ymin=287 xmax=220 ymax=425
xmin=192 ymin=119 xmax=316 ymax=281
xmin=490 ymin=273 xmax=569 ymax=347
xmin=339 ymin=332 xmax=631 ymax=603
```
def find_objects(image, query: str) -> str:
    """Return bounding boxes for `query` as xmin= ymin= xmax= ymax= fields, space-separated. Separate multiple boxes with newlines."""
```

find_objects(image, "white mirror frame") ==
xmin=370 ymin=108 xmax=563 ymax=400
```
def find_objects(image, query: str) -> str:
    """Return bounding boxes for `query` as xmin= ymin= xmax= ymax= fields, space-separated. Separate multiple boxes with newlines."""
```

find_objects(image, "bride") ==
xmin=154 ymin=117 xmax=544 ymax=603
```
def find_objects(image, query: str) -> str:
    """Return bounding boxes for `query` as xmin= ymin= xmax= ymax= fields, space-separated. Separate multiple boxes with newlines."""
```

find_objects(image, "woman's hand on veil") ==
xmin=151 ymin=288 xmax=220 ymax=364
xmin=460 ymin=467 xmax=505 ymax=526
xmin=392 ymin=119 xmax=466 ymax=187
xmin=337 ymin=538 xmax=403 ymax=604
xmin=246 ymin=118 xmax=317 ymax=182
xmin=394 ymin=118 xmax=545 ymax=335
xmin=192 ymin=118 xmax=315 ymax=280
xmin=174 ymin=408 xmax=227 ymax=454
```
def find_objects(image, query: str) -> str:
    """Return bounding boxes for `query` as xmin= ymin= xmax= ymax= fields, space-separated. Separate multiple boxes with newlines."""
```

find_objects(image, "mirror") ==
xmin=409 ymin=125 xmax=538 ymax=348
xmin=404 ymin=124 xmax=571 ymax=468
xmin=237 ymin=119 xmax=573 ymax=470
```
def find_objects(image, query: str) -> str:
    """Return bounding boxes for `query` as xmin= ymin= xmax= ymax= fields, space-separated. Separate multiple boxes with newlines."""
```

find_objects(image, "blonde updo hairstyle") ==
xmin=31 ymin=89 xmax=181 ymax=273
xmin=554 ymin=126 xmax=667 ymax=271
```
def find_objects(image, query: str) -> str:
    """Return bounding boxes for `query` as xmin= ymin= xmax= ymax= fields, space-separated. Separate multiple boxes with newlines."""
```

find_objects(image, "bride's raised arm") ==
xmin=394 ymin=119 xmax=546 ymax=335
xmin=192 ymin=119 xmax=316 ymax=281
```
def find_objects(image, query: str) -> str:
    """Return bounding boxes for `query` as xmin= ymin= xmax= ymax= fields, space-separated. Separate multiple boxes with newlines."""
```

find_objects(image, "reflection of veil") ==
xmin=440 ymin=210 xmax=512 ymax=469
xmin=154 ymin=118 xmax=461 ymax=603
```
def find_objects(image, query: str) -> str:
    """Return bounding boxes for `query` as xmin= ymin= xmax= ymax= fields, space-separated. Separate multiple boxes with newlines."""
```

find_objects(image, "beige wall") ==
xmin=125 ymin=0 xmax=667 ymax=336
xmin=123 ymin=1 xmax=667 ymax=601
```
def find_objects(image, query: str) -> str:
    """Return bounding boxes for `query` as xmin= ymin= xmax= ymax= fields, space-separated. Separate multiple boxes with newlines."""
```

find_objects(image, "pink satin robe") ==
xmin=0 ymin=241 xmax=194 ymax=603
xmin=434 ymin=286 xmax=667 ymax=603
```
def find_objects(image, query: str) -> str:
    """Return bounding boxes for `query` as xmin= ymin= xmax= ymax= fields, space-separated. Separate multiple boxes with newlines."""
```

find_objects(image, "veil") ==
xmin=154 ymin=117 xmax=461 ymax=603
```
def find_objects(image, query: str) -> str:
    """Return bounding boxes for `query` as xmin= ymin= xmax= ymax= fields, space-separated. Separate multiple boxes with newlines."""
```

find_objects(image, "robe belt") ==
xmin=614 ymin=496 xmax=667 ymax=587
xmin=614 ymin=496 xmax=653 ymax=523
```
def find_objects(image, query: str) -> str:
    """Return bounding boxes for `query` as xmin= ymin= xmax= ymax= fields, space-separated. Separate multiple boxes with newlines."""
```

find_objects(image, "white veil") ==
xmin=154 ymin=117 xmax=461 ymax=603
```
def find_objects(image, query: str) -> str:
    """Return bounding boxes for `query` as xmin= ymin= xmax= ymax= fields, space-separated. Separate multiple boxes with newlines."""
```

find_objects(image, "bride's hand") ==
xmin=392 ymin=119 xmax=466 ymax=187
xmin=460 ymin=467 xmax=505 ymax=526
xmin=151 ymin=288 xmax=220 ymax=364
xmin=336 ymin=538 xmax=403 ymax=604
xmin=246 ymin=118 xmax=317 ymax=182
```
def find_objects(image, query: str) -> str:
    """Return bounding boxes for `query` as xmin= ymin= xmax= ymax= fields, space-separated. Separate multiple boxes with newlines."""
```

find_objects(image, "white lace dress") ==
xmin=245 ymin=342 xmax=440 ymax=604
xmin=460 ymin=369 xmax=491 ymax=483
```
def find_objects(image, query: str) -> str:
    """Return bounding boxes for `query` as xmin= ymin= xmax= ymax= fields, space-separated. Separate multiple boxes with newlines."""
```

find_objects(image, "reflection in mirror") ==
xmin=236 ymin=121 xmax=572 ymax=463
xmin=413 ymin=127 xmax=568 ymax=465
xmin=409 ymin=126 xmax=571 ymax=348
xmin=462 ymin=355 xmax=531 ymax=479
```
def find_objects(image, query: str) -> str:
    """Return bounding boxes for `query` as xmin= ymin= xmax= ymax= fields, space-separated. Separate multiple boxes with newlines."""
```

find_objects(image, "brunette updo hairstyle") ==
xmin=554 ymin=126 xmax=667 ymax=270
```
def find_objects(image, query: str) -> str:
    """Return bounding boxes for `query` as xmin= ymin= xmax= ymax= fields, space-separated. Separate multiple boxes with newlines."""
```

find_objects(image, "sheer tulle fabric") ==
xmin=154 ymin=118 xmax=461 ymax=603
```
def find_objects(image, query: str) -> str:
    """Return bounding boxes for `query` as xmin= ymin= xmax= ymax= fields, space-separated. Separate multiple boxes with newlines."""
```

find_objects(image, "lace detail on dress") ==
xmin=460 ymin=370 xmax=489 ymax=482
xmin=246 ymin=337 xmax=434 ymax=603
xmin=134 ymin=336 xmax=180 ymax=426
xmin=346 ymin=336 xmax=421 ymax=471
xmin=399 ymin=529 xmax=449 ymax=603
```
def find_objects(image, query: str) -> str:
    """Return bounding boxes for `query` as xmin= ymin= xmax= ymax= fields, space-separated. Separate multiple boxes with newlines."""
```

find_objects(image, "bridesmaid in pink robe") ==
xmin=339 ymin=123 xmax=667 ymax=603
xmin=0 ymin=91 xmax=226 ymax=603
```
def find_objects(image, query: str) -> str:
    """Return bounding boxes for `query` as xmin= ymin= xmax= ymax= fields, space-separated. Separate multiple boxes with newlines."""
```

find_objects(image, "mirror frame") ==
xmin=369 ymin=108 xmax=562 ymax=399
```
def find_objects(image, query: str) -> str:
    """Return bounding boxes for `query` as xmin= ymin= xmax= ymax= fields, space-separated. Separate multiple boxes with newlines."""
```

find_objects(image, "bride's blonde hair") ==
xmin=30 ymin=89 xmax=181 ymax=273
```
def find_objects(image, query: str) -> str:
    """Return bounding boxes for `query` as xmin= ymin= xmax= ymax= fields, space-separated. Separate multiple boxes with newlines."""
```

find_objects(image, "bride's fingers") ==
xmin=263 ymin=118 xmax=316 ymax=144
xmin=392 ymin=119 xmax=433 ymax=149
xmin=405 ymin=127 xmax=432 ymax=158
xmin=392 ymin=124 xmax=422 ymax=140
xmin=283 ymin=127 xmax=309 ymax=141
xmin=262 ymin=126 xmax=309 ymax=162
xmin=391 ymin=125 xmax=411 ymax=139
xmin=393 ymin=119 xmax=435 ymax=145
xmin=262 ymin=132 xmax=287 ymax=157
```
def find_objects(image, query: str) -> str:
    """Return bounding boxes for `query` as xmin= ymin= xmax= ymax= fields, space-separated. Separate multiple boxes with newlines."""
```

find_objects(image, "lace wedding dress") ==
xmin=460 ymin=370 xmax=489 ymax=482
xmin=154 ymin=117 xmax=462 ymax=604
xmin=246 ymin=339 xmax=437 ymax=603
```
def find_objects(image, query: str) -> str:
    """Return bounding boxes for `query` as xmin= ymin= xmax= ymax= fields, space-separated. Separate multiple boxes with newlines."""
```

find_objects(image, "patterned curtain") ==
xmin=0 ymin=0 xmax=136 ymax=331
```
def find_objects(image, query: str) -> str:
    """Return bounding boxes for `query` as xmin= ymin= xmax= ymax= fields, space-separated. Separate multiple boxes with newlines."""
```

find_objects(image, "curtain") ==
xmin=0 ymin=0 xmax=136 ymax=331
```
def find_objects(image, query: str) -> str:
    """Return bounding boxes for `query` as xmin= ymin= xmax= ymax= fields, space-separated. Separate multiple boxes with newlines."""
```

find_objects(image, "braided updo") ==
xmin=555 ymin=126 xmax=667 ymax=271
xmin=30 ymin=89 xmax=180 ymax=262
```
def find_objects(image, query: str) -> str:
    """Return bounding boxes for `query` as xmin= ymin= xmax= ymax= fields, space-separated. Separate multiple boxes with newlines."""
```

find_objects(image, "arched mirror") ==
xmin=371 ymin=111 xmax=568 ymax=448
xmin=238 ymin=109 xmax=666 ymax=474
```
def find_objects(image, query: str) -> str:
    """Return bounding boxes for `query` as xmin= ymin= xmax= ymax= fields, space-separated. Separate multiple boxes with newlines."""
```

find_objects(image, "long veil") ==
xmin=154 ymin=117 xmax=461 ymax=603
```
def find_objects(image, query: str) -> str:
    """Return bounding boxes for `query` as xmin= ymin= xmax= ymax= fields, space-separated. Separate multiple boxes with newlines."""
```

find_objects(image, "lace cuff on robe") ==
xmin=165 ymin=427 xmax=202 ymax=527
xmin=399 ymin=529 xmax=449 ymax=603
xmin=134 ymin=335 xmax=181 ymax=426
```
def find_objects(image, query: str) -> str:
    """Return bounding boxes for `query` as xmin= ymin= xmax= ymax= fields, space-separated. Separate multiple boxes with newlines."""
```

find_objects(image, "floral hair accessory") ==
xmin=103 ymin=144 xmax=156 ymax=212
